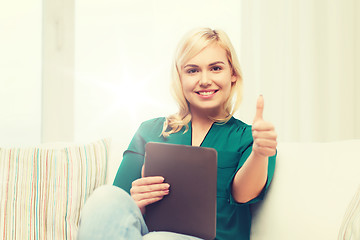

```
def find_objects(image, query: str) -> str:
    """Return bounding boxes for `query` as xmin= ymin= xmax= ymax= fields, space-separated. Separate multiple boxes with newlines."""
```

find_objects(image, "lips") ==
xmin=196 ymin=90 xmax=219 ymax=96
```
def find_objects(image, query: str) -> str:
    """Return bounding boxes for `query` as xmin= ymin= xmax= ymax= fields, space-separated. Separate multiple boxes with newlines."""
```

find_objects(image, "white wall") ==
xmin=1 ymin=0 xmax=359 ymax=150
xmin=42 ymin=0 xmax=75 ymax=143
xmin=0 ymin=1 xmax=42 ymax=146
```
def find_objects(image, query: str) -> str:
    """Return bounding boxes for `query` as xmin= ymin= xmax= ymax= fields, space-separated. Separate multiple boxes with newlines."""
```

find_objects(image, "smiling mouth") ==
xmin=196 ymin=90 xmax=218 ymax=96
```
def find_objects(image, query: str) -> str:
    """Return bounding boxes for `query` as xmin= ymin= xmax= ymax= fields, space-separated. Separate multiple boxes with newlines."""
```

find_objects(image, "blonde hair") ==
xmin=162 ymin=28 xmax=243 ymax=137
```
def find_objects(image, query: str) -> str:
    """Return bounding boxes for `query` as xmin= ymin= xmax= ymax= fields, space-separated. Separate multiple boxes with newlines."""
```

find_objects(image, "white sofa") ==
xmin=1 ymin=139 xmax=359 ymax=239
xmin=105 ymin=140 xmax=360 ymax=239
xmin=250 ymin=140 xmax=360 ymax=240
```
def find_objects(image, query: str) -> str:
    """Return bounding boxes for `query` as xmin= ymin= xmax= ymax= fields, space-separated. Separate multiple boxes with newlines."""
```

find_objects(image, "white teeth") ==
xmin=198 ymin=91 xmax=215 ymax=96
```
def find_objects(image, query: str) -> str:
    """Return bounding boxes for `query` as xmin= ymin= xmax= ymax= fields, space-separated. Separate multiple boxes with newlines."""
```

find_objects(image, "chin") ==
xmin=194 ymin=105 xmax=223 ymax=116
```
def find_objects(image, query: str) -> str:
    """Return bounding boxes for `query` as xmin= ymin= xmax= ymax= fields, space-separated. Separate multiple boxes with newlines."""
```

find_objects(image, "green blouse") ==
xmin=113 ymin=117 xmax=276 ymax=240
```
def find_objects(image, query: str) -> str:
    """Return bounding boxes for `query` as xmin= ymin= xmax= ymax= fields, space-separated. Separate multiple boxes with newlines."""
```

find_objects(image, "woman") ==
xmin=77 ymin=28 xmax=277 ymax=240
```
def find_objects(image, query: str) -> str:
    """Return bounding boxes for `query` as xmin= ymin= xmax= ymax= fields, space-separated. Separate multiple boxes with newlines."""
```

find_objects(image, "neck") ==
xmin=190 ymin=111 xmax=214 ymax=147
xmin=189 ymin=105 xmax=227 ymax=125
xmin=191 ymin=112 xmax=214 ymax=128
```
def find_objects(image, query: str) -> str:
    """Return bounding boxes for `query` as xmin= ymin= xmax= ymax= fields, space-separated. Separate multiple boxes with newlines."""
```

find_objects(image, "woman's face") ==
xmin=180 ymin=44 xmax=237 ymax=118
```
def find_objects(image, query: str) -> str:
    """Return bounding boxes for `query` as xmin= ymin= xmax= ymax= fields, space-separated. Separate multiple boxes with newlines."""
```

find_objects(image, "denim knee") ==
xmin=79 ymin=185 xmax=142 ymax=221
xmin=77 ymin=185 xmax=148 ymax=240
xmin=86 ymin=185 xmax=136 ymax=208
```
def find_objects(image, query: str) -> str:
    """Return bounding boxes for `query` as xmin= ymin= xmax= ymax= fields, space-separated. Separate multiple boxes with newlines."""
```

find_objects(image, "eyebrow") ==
xmin=209 ymin=61 xmax=225 ymax=66
xmin=183 ymin=61 xmax=226 ymax=69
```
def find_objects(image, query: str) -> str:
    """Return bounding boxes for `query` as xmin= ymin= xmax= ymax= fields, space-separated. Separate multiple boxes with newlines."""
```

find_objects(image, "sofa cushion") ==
xmin=0 ymin=138 xmax=110 ymax=240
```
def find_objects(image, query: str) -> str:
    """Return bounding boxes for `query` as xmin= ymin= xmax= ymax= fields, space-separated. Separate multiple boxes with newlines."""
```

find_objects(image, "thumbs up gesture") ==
xmin=252 ymin=95 xmax=277 ymax=157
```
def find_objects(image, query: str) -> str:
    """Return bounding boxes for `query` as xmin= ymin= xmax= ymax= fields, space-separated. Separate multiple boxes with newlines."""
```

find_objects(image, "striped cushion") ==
xmin=0 ymin=138 xmax=110 ymax=240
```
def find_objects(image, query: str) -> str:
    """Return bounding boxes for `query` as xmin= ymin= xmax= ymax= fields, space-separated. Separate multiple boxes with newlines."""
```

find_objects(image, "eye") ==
xmin=211 ymin=66 xmax=222 ymax=72
xmin=186 ymin=68 xmax=199 ymax=74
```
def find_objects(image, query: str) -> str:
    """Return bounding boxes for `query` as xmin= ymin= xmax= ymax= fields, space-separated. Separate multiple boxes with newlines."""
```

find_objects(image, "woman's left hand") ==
xmin=251 ymin=95 xmax=277 ymax=157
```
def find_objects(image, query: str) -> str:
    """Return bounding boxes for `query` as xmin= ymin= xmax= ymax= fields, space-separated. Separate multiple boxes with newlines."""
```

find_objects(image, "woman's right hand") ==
xmin=130 ymin=176 xmax=170 ymax=215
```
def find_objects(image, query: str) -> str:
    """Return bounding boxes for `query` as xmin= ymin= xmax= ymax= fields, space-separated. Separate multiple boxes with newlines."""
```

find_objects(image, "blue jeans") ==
xmin=77 ymin=185 xmax=203 ymax=240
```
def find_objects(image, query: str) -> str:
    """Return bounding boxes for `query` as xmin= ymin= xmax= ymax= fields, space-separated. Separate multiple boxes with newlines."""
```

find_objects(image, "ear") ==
xmin=231 ymin=75 xmax=237 ymax=83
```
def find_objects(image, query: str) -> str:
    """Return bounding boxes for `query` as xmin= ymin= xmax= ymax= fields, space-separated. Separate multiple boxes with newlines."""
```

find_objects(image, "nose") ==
xmin=199 ymin=72 xmax=211 ymax=87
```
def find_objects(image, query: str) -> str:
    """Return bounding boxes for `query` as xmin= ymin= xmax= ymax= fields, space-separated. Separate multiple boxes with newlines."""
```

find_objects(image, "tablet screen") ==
xmin=144 ymin=142 xmax=217 ymax=240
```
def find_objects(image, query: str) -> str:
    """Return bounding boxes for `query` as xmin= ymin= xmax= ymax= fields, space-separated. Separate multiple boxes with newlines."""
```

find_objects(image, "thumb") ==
xmin=254 ymin=95 xmax=264 ymax=122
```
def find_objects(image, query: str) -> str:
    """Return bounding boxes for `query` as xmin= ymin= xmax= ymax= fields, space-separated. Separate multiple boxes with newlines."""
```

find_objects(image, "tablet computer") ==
xmin=144 ymin=142 xmax=217 ymax=240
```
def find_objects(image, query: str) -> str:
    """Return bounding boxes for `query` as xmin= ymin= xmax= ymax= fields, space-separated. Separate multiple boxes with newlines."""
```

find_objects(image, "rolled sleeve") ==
xmin=228 ymin=127 xmax=276 ymax=205
xmin=113 ymin=124 xmax=146 ymax=193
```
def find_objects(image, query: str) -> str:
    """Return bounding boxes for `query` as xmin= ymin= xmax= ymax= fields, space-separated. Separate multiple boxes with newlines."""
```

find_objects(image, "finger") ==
xmin=253 ymin=95 xmax=264 ymax=122
xmin=252 ymin=130 xmax=277 ymax=140
xmin=252 ymin=120 xmax=275 ymax=131
xmin=136 ymin=196 xmax=164 ymax=209
xmin=253 ymin=146 xmax=277 ymax=157
xmin=132 ymin=176 xmax=165 ymax=187
xmin=132 ymin=188 xmax=170 ymax=201
xmin=131 ymin=183 xmax=170 ymax=195
xmin=253 ymin=138 xmax=278 ymax=148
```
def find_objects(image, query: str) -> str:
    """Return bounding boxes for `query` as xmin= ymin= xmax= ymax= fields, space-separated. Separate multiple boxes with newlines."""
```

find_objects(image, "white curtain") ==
xmin=238 ymin=0 xmax=360 ymax=142
xmin=0 ymin=0 xmax=42 ymax=146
